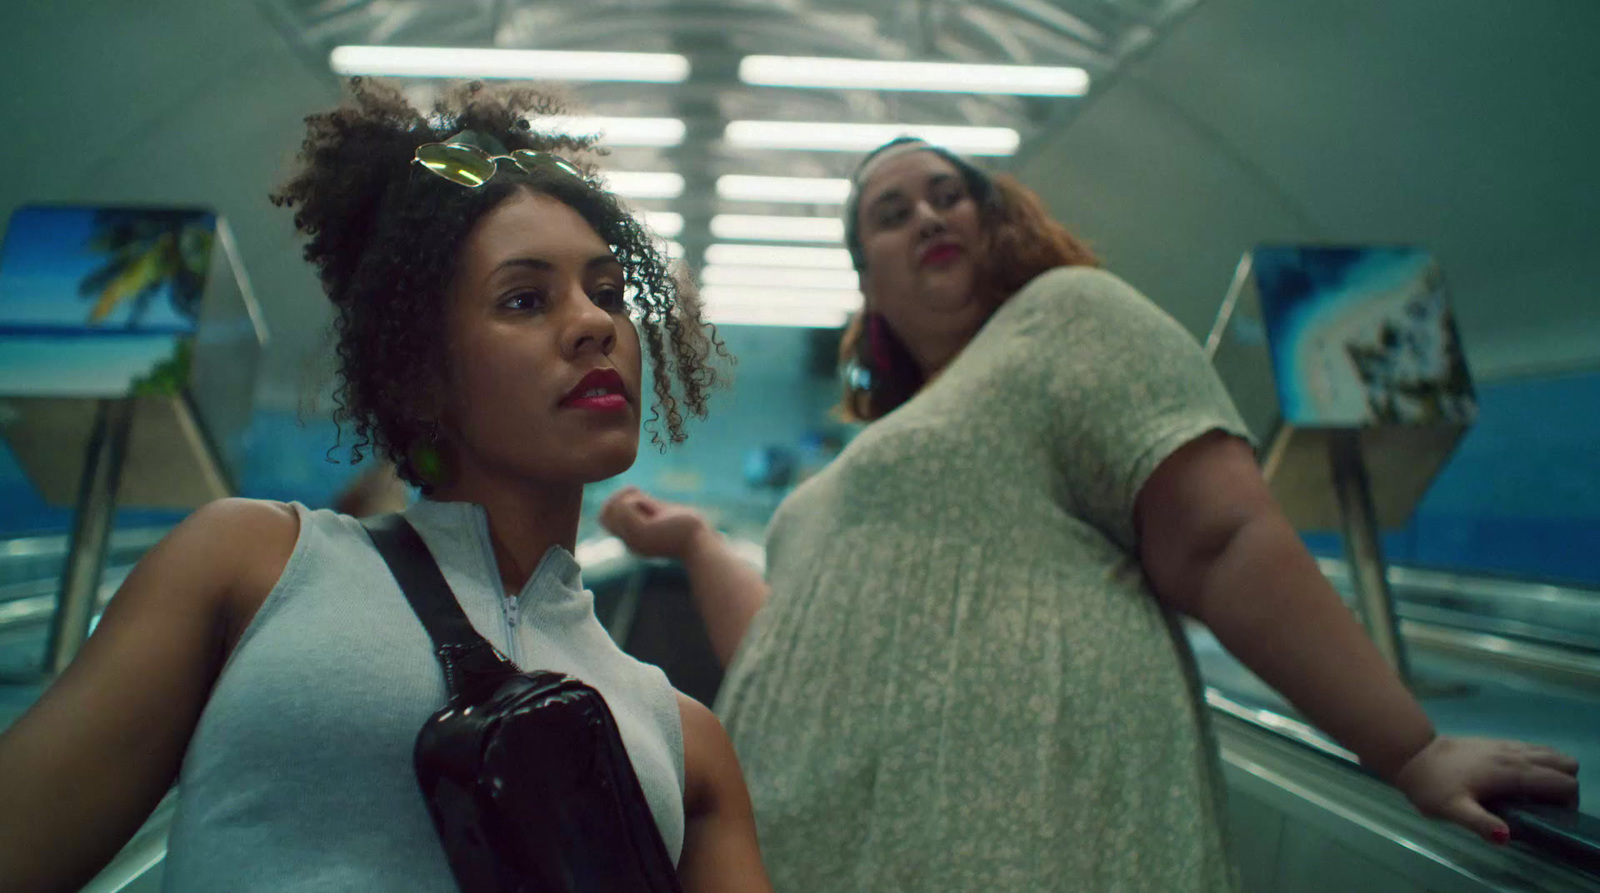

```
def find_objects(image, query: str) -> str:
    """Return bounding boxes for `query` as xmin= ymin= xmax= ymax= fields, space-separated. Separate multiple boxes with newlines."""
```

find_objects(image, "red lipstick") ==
xmin=919 ymin=242 xmax=963 ymax=267
xmin=560 ymin=368 xmax=629 ymax=412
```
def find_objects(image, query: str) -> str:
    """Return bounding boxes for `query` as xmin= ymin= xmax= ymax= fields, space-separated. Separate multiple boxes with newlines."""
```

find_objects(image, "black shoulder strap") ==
xmin=360 ymin=513 xmax=486 ymax=654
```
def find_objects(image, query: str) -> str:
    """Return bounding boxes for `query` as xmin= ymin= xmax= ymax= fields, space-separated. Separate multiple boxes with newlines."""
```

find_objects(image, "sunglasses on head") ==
xmin=413 ymin=138 xmax=586 ymax=188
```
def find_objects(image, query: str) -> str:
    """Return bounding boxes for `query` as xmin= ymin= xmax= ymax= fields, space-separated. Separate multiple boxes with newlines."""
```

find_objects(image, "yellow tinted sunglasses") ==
xmin=414 ymin=141 xmax=586 ymax=188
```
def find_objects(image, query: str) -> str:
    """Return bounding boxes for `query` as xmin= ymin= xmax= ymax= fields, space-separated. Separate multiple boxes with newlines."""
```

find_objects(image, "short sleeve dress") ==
xmin=714 ymin=267 xmax=1253 ymax=892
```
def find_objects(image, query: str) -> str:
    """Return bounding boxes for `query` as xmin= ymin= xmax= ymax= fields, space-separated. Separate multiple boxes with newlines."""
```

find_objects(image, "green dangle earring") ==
xmin=407 ymin=424 xmax=456 ymax=490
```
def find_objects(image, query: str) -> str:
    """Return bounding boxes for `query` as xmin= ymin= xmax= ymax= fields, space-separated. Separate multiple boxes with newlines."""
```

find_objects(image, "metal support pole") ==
xmin=1327 ymin=428 xmax=1411 ymax=685
xmin=43 ymin=397 xmax=134 ymax=675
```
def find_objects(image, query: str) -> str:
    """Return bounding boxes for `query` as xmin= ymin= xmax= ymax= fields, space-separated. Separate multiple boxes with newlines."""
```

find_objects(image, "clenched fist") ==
xmin=599 ymin=486 xmax=713 ymax=561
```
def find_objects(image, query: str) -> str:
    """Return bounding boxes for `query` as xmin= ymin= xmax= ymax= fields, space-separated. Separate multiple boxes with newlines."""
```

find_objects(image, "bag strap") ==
xmin=361 ymin=513 xmax=484 ymax=653
xmin=361 ymin=512 xmax=520 ymax=704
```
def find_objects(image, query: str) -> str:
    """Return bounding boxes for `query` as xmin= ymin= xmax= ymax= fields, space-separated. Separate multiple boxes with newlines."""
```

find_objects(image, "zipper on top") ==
xmin=467 ymin=505 xmax=521 ymax=665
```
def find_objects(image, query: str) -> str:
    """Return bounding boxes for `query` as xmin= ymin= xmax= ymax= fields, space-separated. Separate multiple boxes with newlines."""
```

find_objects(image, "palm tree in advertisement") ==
xmin=77 ymin=208 xmax=213 ymax=328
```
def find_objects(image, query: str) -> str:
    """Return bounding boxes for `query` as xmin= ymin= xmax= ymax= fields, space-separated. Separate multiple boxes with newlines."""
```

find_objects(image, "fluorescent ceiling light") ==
xmin=716 ymin=175 xmax=852 ymax=204
xmin=602 ymin=171 xmax=684 ymax=199
xmin=740 ymin=55 xmax=1088 ymax=96
xmin=710 ymin=214 xmax=844 ymax=243
xmin=640 ymin=211 xmax=683 ymax=238
xmin=543 ymin=117 xmax=685 ymax=147
xmin=329 ymin=46 xmax=690 ymax=82
xmin=701 ymin=286 xmax=861 ymax=328
xmin=663 ymin=240 xmax=684 ymax=260
xmin=725 ymin=121 xmax=1019 ymax=155
xmin=702 ymin=286 xmax=860 ymax=310
xmin=703 ymin=243 xmax=855 ymax=269
xmin=701 ymin=266 xmax=860 ymax=290
xmin=703 ymin=305 xmax=851 ymax=328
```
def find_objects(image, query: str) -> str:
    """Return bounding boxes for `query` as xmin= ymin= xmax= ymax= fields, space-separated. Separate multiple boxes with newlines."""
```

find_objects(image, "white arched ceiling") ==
xmin=3 ymin=0 xmax=1593 ymax=411
xmin=2 ymin=0 xmax=1188 ymax=409
xmin=1015 ymin=0 xmax=1600 ymax=379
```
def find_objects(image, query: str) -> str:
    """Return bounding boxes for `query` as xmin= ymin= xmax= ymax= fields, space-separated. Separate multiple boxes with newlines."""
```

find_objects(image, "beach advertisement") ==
xmin=0 ymin=205 xmax=214 ymax=397
xmin=1252 ymin=245 xmax=1477 ymax=427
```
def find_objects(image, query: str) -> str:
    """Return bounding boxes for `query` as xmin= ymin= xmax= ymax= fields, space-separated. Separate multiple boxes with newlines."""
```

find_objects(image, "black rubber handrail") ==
xmin=1207 ymin=689 xmax=1600 ymax=880
xmin=1498 ymin=803 xmax=1600 ymax=875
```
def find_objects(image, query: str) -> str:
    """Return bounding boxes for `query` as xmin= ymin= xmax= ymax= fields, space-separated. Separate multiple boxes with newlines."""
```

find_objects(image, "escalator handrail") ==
xmin=1318 ymin=558 xmax=1600 ymax=619
xmin=1207 ymin=689 xmax=1600 ymax=876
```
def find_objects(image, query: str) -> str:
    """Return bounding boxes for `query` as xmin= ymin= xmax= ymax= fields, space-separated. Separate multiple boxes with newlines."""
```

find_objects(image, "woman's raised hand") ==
xmin=599 ymin=486 xmax=713 ymax=561
xmin=599 ymin=487 xmax=768 ymax=668
xmin=1394 ymin=735 xmax=1580 ymax=843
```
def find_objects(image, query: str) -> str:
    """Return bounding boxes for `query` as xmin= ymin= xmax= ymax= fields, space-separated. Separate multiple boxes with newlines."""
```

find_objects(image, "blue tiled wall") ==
xmin=4 ymin=332 xmax=1591 ymax=588
xmin=0 ymin=407 xmax=367 ymax=536
xmin=0 ymin=325 xmax=845 ymax=539
xmin=1303 ymin=368 xmax=1600 ymax=586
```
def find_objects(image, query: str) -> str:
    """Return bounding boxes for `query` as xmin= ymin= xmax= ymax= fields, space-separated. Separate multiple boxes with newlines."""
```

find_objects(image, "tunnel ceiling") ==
xmin=10 ymin=0 xmax=1587 ymax=416
xmin=261 ymin=0 xmax=1201 ymax=259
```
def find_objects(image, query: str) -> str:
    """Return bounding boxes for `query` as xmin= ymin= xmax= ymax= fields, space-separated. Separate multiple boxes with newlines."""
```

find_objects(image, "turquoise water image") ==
xmin=0 ymin=205 xmax=204 ymax=395
xmin=1254 ymin=245 xmax=1474 ymax=425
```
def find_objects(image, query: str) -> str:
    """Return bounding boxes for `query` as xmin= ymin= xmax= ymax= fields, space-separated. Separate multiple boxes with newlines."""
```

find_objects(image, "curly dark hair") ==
xmin=271 ymin=78 xmax=728 ymax=485
xmin=836 ymin=138 xmax=1097 ymax=422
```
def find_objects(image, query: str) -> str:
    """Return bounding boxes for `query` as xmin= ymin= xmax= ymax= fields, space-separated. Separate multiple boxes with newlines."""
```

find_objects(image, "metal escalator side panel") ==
xmin=1214 ymin=710 xmax=1600 ymax=892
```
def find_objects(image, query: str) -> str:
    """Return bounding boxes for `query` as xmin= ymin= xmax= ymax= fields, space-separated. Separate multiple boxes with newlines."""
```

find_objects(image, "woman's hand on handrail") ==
xmin=1395 ymin=736 xmax=1580 ymax=844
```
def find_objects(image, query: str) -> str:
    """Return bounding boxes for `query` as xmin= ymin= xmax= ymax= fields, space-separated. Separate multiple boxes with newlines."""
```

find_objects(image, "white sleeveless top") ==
xmin=162 ymin=499 xmax=685 ymax=891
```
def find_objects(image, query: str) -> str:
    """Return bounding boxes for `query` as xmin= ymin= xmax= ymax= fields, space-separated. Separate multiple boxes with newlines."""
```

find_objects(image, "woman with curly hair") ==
xmin=600 ymin=138 xmax=1580 ymax=891
xmin=0 ymin=80 xmax=771 ymax=893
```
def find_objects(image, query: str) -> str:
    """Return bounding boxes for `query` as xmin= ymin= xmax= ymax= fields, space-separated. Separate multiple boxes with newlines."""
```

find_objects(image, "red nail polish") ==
xmin=1492 ymin=827 xmax=1510 ymax=845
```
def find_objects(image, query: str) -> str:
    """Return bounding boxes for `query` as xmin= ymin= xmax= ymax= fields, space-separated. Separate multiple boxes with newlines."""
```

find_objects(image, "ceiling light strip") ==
xmin=701 ymin=286 xmax=862 ymax=329
xmin=602 ymin=171 xmax=685 ymax=199
xmin=703 ymin=306 xmax=851 ymax=328
xmin=716 ymin=175 xmax=853 ymax=204
xmin=740 ymin=55 xmax=1089 ymax=96
xmin=710 ymin=215 xmax=844 ymax=243
xmin=725 ymin=121 xmax=1019 ymax=155
xmin=701 ymin=265 xmax=860 ymax=289
xmin=639 ymin=211 xmax=684 ymax=238
xmin=702 ymin=286 xmax=861 ymax=309
xmin=703 ymin=243 xmax=856 ymax=269
xmin=541 ymin=117 xmax=685 ymax=148
xmin=329 ymin=46 xmax=690 ymax=82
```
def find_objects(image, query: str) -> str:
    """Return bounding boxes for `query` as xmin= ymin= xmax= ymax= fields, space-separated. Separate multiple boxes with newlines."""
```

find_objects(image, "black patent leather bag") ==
xmin=363 ymin=514 xmax=684 ymax=893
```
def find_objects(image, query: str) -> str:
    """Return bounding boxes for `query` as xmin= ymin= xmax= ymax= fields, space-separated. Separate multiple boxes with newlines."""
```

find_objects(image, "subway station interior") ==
xmin=1 ymin=1 xmax=1598 ymax=890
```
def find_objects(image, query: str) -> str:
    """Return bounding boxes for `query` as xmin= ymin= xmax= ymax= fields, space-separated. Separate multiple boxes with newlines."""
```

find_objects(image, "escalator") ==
xmin=1214 ymin=704 xmax=1599 ymax=892
xmin=584 ymin=547 xmax=1600 ymax=890
xmin=1194 ymin=558 xmax=1600 ymax=890
xmin=2 ymin=532 xmax=1597 ymax=890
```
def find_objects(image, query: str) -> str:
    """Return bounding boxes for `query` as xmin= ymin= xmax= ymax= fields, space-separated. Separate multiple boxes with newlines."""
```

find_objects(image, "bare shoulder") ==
xmin=676 ymin=690 xmax=720 ymax=731
xmin=0 ymin=498 xmax=301 ymax=889
xmin=676 ymin=691 xmax=724 ymax=758
xmin=163 ymin=497 xmax=298 ymax=579
xmin=676 ymin=692 xmax=736 ymax=816
xmin=143 ymin=497 xmax=301 ymax=640
xmin=176 ymin=496 xmax=298 ymax=540
xmin=672 ymin=692 xmax=771 ymax=892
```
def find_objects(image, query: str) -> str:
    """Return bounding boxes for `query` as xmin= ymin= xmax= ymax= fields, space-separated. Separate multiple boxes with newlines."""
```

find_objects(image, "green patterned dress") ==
xmin=715 ymin=268 xmax=1252 ymax=892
